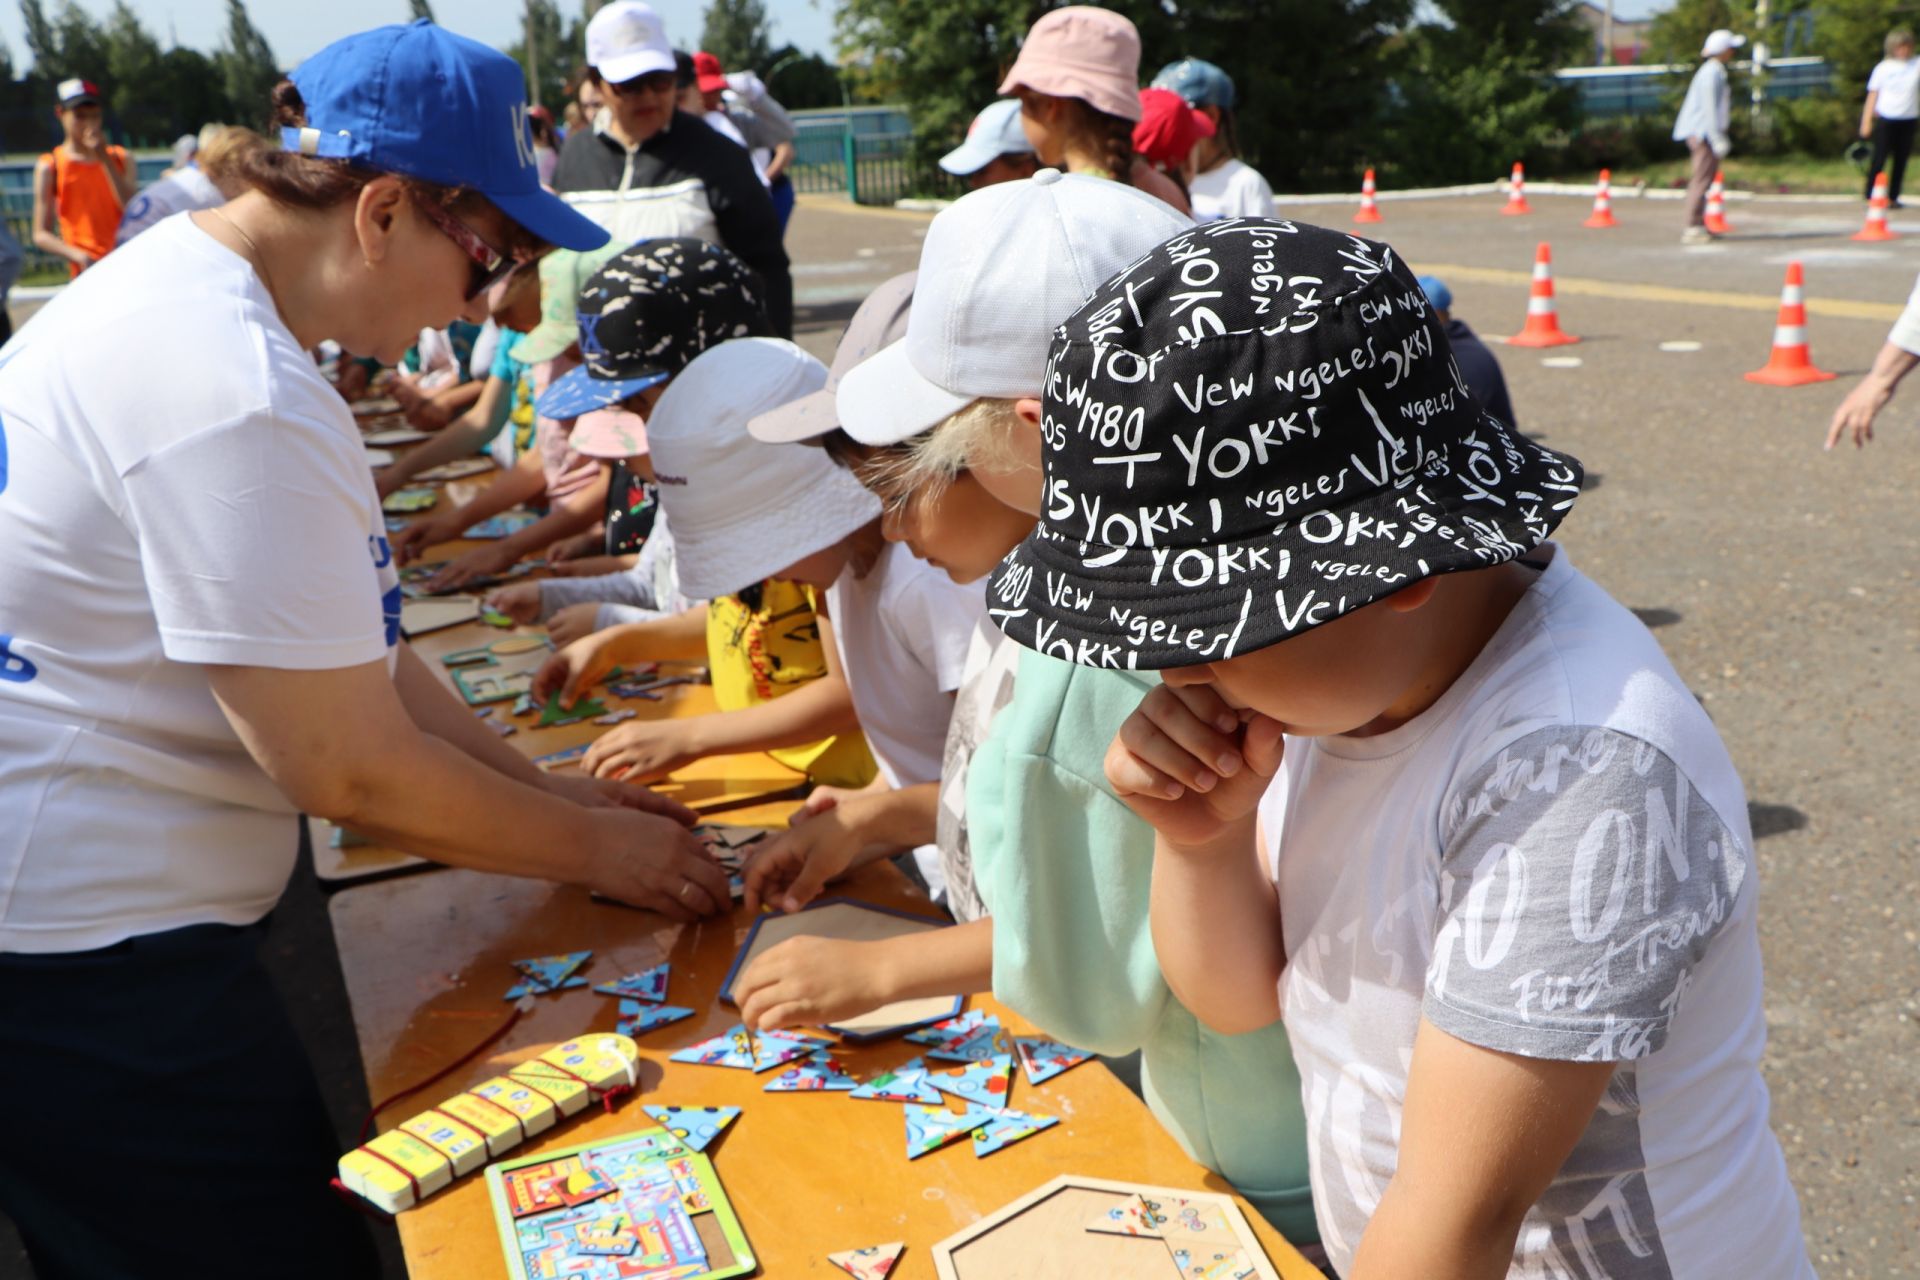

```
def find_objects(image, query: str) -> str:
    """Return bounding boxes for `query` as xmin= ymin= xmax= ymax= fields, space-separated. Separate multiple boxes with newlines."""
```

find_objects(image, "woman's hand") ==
xmin=584 ymin=719 xmax=702 ymax=782
xmin=486 ymin=581 xmax=543 ymax=626
xmin=539 ymin=770 xmax=698 ymax=824
xmin=733 ymin=936 xmax=888 ymax=1031
xmin=426 ymin=544 xmax=515 ymax=594
xmin=741 ymin=802 xmax=868 ymax=913
xmin=580 ymin=808 xmax=730 ymax=922
xmin=547 ymin=603 xmax=602 ymax=648
xmin=389 ymin=516 xmax=456 ymax=566
xmin=1105 ymin=681 xmax=1284 ymax=852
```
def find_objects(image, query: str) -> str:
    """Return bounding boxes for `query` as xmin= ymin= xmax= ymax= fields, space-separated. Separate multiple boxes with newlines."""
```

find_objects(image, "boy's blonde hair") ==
xmin=857 ymin=397 xmax=1024 ymax=509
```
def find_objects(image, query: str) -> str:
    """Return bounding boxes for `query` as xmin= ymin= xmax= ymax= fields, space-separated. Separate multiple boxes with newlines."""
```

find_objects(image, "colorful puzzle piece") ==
xmin=615 ymin=1001 xmax=693 ymax=1037
xmin=828 ymin=1241 xmax=905 ymax=1280
xmin=906 ymin=1010 xmax=986 ymax=1046
xmin=480 ymin=608 xmax=515 ymax=628
xmin=970 ymin=1107 xmax=1059 ymax=1157
xmin=594 ymin=964 xmax=669 ymax=1002
xmin=1086 ymin=1193 xmax=1174 ymax=1238
xmin=538 ymin=693 xmax=608 ymax=728
xmin=847 ymin=1057 xmax=944 ymax=1104
xmin=1013 ymin=1036 xmax=1093 ymax=1085
xmin=669 ymin=1025 xmax=827 ymax=1072
xmin=504 ymin=950 xmax=591 ymax=1000
xmin=511 ymin=693 xmax=537 ymax=716
xmin=594 ymin=708 xmax=638 ymax=725
xmin=925 ymin=1053 xmax=1015 ymax=1109
xmin=463 ymin=511 xmax=541 ymax=539
xmin=640 ymin=1106 xmax=739 ymax=1154
xmin=504 ymin=974 xmax=587 ymax=1000
xmin=382 ymin=487 xmax=437 ymax=513
xmin=904 ymin=1104 xmax=993 ymax=1160
xmin=763 ymin=1051 xmax=859 ymax=1092
xmin=533 ymin=743 xmax=591 ymax=770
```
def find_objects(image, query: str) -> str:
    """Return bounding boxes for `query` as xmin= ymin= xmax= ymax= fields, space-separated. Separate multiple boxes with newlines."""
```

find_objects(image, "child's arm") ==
xmin=377 ymin=376 xmax=508 ymax=496
xmin=32 ymin=158 xmax=87 ymax=270
xmin=427 ymin=469 xmax=609 ymax=593
xmin=741 ymin=782 xmax=939 ymax=913
xmin=532 ymin=607 xmax=711 ymax=705
xmin=407 ymin=377 xmax=484 ymax=431
xmin=734 ymin=917 xmax=992 ymax=1032
xmin=392 ymin=451 xmax=544 ymax=567
xmin=580 ymin=610 xmax=862 ymax=781
xmin=1105 ymin=681 xmax=1288 ymax=1035
xmin=1349 ymin=1019 xmax=1615 ymax=1279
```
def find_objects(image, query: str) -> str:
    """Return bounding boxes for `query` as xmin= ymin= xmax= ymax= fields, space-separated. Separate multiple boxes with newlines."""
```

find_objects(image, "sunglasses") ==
xmin=606 ymin=70 xmax=676 ymax=98
xmin=412 ymin=195 xmax=519 ymax=301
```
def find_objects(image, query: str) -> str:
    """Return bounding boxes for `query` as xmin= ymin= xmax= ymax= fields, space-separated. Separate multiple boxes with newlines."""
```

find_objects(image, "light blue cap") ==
xmin=1151 ymin=58 xmax=1235 ymax=110
xmin=1417 ymin=274 xmax=1452 ymax=313
xmin=939 ymin=99 xmax=1035 ymax=176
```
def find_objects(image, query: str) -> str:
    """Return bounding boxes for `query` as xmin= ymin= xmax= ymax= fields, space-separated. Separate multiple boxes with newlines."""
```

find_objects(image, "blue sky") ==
xmin=0 ymin=0 xmax=838 ymax=70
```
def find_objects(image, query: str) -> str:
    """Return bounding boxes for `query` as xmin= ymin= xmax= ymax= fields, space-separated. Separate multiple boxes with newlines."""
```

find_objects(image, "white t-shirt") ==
xmin=114 ymin=164 xmax=222 ymax=246
xmin=1188 ymin=158 xmax=1276 ymax=222
xmin=0 ymin=214 xmax=402 ymax=954
xmin=932 ymin=618 xmax=1021 ymax=923
xmin=1257 ymin=545 xmax=1809 ymax=1278
xmin=828 ymin=541 xmax=984 ymax=900
xmin=1869 ymin=57 xmax=1920 ymax=120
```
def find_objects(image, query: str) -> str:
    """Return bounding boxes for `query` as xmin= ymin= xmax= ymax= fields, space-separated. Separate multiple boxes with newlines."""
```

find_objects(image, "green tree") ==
xmin=1384 ymin=0 xmax=1587 ymax=186
xmin=410 ymin=0 xmax=437 ymax=20
xmin=215 ymin=0 xmax=280 ymax=127
xmin=51 ymin=0 xmax=108 ymax=81
xmin=763 ymin=43 xmax=843 ymax=110
xmin=102 ymin=1 xmax=167 ymax=143
xmin=701 ymin=0 xmax=773 ymax=71
xmin=19 ymin=0 xmax=56 ymax=78
xmin=505 ymin=0 xmax=586 ymax=111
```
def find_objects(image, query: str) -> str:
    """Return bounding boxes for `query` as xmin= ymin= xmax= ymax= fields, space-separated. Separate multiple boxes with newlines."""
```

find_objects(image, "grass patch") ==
xmin=18 ymin=262 xmax=67 ymax=287
xmin=1607 ymin=154 xmax=1866 ymax=195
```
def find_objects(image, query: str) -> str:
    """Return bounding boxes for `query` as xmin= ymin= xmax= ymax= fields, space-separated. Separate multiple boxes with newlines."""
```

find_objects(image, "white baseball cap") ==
xmin=939 ymin=100 xmax=1036 ymax=176
xmin=1701 ymin=29 xmax=1746 ymax=57
xmin=835 ymin=169 xmax=1191 ymax=446
xmin=646 ymin=338 xmax=882 ymax=599
xmin=587 ymin=1 xmax=674 ymax=85
xmin=751 ymin=271 xmax=917 ymax=444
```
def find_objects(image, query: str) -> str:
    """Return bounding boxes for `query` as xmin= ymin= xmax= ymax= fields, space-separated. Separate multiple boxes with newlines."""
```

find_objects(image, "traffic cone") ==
xmin=1583 ymin=169 xmax=1618 ymax=228
xmin=1745 ymin=261 xmax=1835 ymax=386
xmin=1507 ymin=242 xmax=1580 ymax=347
xmin=1852 ymin=173 xmax=1896 ymax=241
xmin=1354 ymin=167 xmax=1383 ymax=224
xmin=1704 ymin=171 xmax=1731 ymax=234
xmin=1502 ymin=162 xmax=1532 ymax=215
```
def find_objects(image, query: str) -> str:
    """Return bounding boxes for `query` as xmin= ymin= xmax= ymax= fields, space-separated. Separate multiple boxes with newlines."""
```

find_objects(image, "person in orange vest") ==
xmin=31 ymin=79 xmax=137 ymax=276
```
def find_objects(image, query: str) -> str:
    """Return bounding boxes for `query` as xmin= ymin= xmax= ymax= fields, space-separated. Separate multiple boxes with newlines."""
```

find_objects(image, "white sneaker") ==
xmin=1680 ymin=226 xmax=1716 ymax=245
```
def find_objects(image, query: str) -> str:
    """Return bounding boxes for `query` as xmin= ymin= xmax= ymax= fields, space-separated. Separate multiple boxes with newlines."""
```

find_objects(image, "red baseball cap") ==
xmin=692 ymin=51 xmax=727 ymax=93
xmin=1131 ymin=87 xmax=1214 ymax=169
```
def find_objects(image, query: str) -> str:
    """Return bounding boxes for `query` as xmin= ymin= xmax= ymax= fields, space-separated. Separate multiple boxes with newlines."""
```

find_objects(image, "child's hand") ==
xmin=544 ymin=530 xmax=603 ymax=566
xmin=426 ymin=544 xmax=513 ymax=593
xmin=408 ymin=397 xmax=455 ymax=432
xmin=584 ymin=719 xmax=701 ymax=782
xmin=741 ymin=805 xmax=865 ymax=913
xmin=1105 ymin=682 xmax=1285 ymax=851
xmin=532 ymin=630 xmax=623 ymax=708
xmin=734 ymin=936 xmax=887 ymax=1032
xmin=389 ymin=516 xmax=452 ymax=566
xmin=788 ymin=784 xmax=860 ymax=826
xmin=547 ymin=603 xmax=601 ymax=648
xmin=486 ymin=582 xmax=543 ymax=625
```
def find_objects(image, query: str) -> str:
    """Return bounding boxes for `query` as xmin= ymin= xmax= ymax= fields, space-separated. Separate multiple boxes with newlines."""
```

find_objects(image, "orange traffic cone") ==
xmin=1507 ymin=243 xmax=1580 ymax=347
xmin=1704 ymin=171 xmax=1731 ymax=234
xmin=1502 ymin=162 xmax=1532 ymax=215
xmin=1583 ymin=169 xmax=1618 ymax=228
xmin=1354 ymin=167 xmax=1382 ymax=224
xmin=1853 ymin=173 xmax=1897 ymax=241
xmin=1745 ymin=262 xmax=1835 ymax=386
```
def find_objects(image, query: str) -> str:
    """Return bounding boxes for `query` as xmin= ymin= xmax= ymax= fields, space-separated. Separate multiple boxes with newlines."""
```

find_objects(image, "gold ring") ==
xmin=679 ymin=883 xmax=693 ymax=900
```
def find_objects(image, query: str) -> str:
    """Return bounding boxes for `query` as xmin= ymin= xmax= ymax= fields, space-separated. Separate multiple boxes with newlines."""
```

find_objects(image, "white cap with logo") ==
xmin=835 ymin=169 xmax=1192 ymax=446
xmin=587 ymin=1 xmax=674 ymax=85
xmin=1701 ymin=29 xmax=1746 ymax=57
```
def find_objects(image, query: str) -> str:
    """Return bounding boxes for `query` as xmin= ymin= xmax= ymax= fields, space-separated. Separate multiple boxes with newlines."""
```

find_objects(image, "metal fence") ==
xmin=1556 ymin=56 xmax=1833 ymax=118
xmin=0 ymin=153 xmax=172 ymax=279
xmin=789 ymin=104 xmax=959 ymax=205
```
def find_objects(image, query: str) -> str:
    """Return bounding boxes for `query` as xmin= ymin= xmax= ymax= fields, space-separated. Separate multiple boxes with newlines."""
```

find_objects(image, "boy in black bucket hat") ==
xmin=991 ymin=219 xmax=1810 ymax=1276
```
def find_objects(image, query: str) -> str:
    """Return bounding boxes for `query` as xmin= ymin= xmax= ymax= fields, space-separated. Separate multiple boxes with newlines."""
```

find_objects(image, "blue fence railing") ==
xmin=1556 ymin=56 xmax=1833 ymax=118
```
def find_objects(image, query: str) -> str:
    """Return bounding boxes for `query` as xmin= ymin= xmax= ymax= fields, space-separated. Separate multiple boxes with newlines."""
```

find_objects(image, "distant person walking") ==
xmin=32 ymin=78 xmax=138 ymax=275
xmin=1861 ymin=29 xmax=1919 ymax=206
xmin=1674 ymin=29 xmax=1743 ymax=245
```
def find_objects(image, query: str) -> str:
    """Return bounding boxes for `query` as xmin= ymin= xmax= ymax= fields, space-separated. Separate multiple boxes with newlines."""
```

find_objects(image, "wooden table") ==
xmin=330 ymin=867 xmax=1320 ymax=1280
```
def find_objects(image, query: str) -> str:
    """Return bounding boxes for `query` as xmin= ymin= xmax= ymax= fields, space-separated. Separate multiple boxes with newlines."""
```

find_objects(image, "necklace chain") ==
xmin=209 ymin=207 xmax=281 ymax=318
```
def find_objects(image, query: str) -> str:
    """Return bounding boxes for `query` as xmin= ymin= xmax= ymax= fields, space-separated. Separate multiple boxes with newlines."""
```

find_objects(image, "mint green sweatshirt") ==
xmin=967 ymin=648 xmax=1317 ymax=1244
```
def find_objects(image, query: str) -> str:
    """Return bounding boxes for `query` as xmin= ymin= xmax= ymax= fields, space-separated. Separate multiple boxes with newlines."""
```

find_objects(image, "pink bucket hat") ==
xmin=569 ymin=407 xmax=649 ymax=459
xmin=998 ymin=6 xmax=1143 ymax=123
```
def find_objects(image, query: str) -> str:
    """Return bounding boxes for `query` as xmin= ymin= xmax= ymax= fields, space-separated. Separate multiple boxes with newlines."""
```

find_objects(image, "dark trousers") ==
xmin=0 ymin=923 xmax=379 ymax=1279
xmin=1867 ymin=117 xmax=1917 ymax=203
xmin=770 ymin=173 xmax=796 ymax=234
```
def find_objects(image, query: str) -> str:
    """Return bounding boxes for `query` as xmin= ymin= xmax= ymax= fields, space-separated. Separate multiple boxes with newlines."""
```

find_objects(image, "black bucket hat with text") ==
xmin=986 ymin=217 xmax=1583 ymax=672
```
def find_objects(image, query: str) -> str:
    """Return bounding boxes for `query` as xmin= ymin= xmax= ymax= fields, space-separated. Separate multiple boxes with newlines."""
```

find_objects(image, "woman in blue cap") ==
xmin=1151 ymin=58 xmax=1276 ymax=220
xmin=0 ymin=22 xmax=728 ymax=1277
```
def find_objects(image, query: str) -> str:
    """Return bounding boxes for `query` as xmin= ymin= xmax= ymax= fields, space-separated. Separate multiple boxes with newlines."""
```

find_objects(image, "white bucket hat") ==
xmin=834 ymin=169 xmax=1190 ymax=446
xmin=646 ymin=338 xmax=882 ymax=599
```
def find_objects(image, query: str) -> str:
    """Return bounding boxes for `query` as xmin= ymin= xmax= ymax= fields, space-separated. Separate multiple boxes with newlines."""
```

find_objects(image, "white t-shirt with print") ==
xmin=1869 ymin=57 xmax=1920 ymax=119
xmin=114 ymin=163 xmax=222 ymax=246
xmin=0 ymin=214 xmax=402 ymax=954
xmin=932 ymin=617 xmax=1021 ymax=923
xmin=1188 ymin=158 xmax=1276 ymax=222
xmin=828 ymin=540 xmax=985 ymax=900
xmin=1257 ymin=545 xmax=1809 ymax=1278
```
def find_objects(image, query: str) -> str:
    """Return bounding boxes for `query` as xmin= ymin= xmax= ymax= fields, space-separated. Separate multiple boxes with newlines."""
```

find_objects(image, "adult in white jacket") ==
xmin=1674 ymin=28 xmax=1744 ymax=243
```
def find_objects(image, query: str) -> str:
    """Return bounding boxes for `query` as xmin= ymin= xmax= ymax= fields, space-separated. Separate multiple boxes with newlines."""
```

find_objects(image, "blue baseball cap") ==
xmin=939 ymin=100 xmax=1036 ymax=176
xmin=287 ymin=20 xmax=607 ymax=253
xmin=1417 ymin=274 xmax=1453 ymax=313
xmin=1151 ymin=58 xmax=1236 ymax=110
